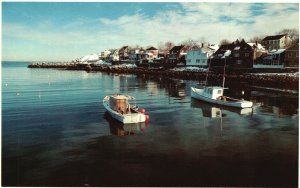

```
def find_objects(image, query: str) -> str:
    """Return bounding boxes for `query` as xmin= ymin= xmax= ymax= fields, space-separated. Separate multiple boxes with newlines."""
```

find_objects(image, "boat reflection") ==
xmin=191 ymin=98 xmax=253 ymax=118
xmin=104 ymin=112 xmax=148 ymax=136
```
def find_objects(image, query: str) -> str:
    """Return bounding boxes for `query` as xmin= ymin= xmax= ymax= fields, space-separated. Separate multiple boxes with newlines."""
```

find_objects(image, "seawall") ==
xmin=28 ymin=63 xmax=299 ymax=91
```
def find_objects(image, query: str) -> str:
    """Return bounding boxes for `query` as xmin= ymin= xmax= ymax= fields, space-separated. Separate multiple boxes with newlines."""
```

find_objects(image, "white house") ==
xmin=109 ymin=49 xmax=119 ymax=62
xmin=186 ymin=45 xmax=218 ymax=67
xmin=101 ymin=50 xmax=111 ymax=60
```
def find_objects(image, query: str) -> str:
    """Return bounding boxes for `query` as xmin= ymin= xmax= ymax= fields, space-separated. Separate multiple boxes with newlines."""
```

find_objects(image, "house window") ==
xmin=237 ymin=60 xmax=242 ymax=64
xmin=288 ymin=52 xmax=292 ymax=58
xmin=217 ymin=90 xmax=222 ymax=94
xmin=202 ymin=60 xmax=205 ymax=63
xmin=196 ymin=59 xmax=200 ymax=63
xmin=234 ymin=53 xmax=240 ymax=57
xmin=296 ymin=52 xmax=299 ymax=58
xmin=188 ymin=59 xmax=191 ymax=63
xmin=244 ymin=53 xmax=249 ymax=57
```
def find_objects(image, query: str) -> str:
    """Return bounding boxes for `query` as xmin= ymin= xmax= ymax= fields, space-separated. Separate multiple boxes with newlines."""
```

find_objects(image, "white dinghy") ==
xmin=103 ymin=94 xmax=149 ymax=124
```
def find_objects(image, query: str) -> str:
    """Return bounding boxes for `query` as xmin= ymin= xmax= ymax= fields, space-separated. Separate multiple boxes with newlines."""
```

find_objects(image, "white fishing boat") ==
xmin=191 ymin=87 xmax=253 ymax=108
xmin=191 ymin=53 xmax=253 ymax=109
xmin=103 ymin=94 xmax=149 ymax=124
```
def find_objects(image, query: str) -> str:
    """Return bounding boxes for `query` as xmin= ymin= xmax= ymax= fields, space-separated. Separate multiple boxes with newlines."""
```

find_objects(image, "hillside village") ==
xmin=73 ymin=33 xmax=299 ymax=71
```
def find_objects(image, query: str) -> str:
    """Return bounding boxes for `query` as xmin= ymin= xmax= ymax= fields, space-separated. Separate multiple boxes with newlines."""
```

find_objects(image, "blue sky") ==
xmin=2 ymin=2 xmax=299 ymax=61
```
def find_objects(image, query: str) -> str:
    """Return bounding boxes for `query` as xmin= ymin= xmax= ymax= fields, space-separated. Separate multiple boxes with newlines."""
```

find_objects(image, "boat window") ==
xmin=208 ymin=88 xmax=212 ymax=94
xmin=217 ymin=90 xmax=222 ymax=94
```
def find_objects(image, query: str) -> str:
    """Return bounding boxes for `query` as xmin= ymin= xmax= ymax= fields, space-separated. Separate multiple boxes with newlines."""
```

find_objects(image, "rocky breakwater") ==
xmin=28 ymin=63 xmax=299 ymax=91
xmin=28 ymin=62 xmax=77 ymax=69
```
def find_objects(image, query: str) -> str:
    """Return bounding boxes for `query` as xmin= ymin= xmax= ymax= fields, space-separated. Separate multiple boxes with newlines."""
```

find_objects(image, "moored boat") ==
xmin=191 ymin=53 xmax=253 ymax=109
xmin=103 ymin=94 xmax=149 ymax=124
xmin=191 ymin=86 xmax=253 ymax=108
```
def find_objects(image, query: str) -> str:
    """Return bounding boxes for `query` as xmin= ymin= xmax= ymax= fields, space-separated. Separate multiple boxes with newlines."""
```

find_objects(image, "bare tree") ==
xmin=157 ymin=42 xmax=165 ymax=51
xmin=165 ymin=41 xmax=175 ymax=51
xmin=198 ymin=37 xmax=207 ymax=44
xmin=219 ymin=39 xmax=231 ymax=45
xmin=180 ymin=38 xmax=200 ymax=48
xmin=156 ymin=41 xmax=175 ymax=55
xmin=248 ymin=35 xmax=265 ymax=43
xmin=129 ymin=44 xmax=142 ymax=50
xmin=276 ymin=28 xmax=299 ymax=41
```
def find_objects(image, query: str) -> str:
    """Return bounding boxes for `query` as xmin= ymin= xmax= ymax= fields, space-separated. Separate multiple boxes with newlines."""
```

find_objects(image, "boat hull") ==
xmin=191 ymin=87 xmax=253 ymax=108
xmin=103 ymin=96 xmax=146 ymax=124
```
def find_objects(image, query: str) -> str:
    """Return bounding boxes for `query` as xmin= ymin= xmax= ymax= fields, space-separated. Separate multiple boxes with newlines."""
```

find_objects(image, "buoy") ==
xmin=145 ymin=115 xmax=150 ymax=121
xmin=16 ymin=93 xmax=20 ymax=96
xmin=140 ymin=109 xmax=145 ymax=113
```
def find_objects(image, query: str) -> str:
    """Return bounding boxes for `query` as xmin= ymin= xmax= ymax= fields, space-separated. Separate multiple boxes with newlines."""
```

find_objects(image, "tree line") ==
xmin=128 ymin=28 xmax=298 ymax=53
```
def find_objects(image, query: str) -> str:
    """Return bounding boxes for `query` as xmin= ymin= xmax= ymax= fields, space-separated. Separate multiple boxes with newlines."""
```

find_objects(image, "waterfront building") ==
xmin=256 ymin=49 xmax=286 ymax=68
xmin=231 ymin=39 xmax=266 ymax=69
xmin=211 ymin=40 xmax=268 ymax=69
xmin=101 ymin=50 xmax=111 ymax=61
xmin=109 ymin=49 xmax=120 ymax=62
xmin=146 ymin=47 xmax=159 ymax=59
xmin=262 ymin=33 xmax=291 ymax=51
xmin=186 ymin=44 xmax=218 ymax=67
xmin=129 ymin=48 xmax=143 ymax=62
xmin=167 ymin=45 xmax=189 ymax=65
xmin=118 ymin=46 xmax=130 ymax=61
xmin=210 ymin=43 xmax=235 ymax=67
xmin=284 ymin=42 xmax=299 ymax=67
xmin=139 ymin=47 xmax=159 ymax=63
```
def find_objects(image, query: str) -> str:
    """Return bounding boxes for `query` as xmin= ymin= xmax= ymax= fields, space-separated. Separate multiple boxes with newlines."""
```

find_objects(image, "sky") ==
xmin=2 ymin=2 xmax=299 ymax=61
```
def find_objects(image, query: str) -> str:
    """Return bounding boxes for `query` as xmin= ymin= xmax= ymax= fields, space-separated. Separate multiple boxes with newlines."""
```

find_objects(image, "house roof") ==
xmin=247 ymin=43 xmax=266 ymax=50
xmin=269 ymin=49 xmax=286 ymax=55
xmin=262 ymin=34 xmax=285 ymax=41
xmin=216 ymin=44 xmax=235 ymax=52
xmin=208 ymin=44 xmax=219 ymax=51
xmin=146 ymin=47 xmax=158 ymax=50
xmin=119 ymin=46 xmax=129 ymax=52
xmin=170 ymin=45 xmax=185 ymax=51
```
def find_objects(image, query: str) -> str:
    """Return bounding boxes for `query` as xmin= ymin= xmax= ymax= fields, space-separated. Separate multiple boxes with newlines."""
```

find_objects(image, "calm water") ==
xmin=2 ymin=61 xmax=298 ymax=186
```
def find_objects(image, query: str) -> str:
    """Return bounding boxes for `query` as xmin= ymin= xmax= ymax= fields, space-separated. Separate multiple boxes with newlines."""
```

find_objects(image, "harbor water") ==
xmin=2 ymin=61 xmax=298 ymax=186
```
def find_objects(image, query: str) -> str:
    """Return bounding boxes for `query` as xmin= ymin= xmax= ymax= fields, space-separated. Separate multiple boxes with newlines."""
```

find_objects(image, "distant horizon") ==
xmin=2 ymin=2 xmax=299 ymax=61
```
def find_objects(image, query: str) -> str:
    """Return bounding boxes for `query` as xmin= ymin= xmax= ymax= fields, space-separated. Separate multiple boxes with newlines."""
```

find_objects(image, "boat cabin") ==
xmin=109 ymin=95 xmax=129 ymax=114
xmin=203 ymin=86 xmax=224 ymax=99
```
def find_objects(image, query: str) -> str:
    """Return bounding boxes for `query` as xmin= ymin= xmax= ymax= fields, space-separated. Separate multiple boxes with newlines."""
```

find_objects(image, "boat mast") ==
xmin=205 ymin=56 xmax=211 ymax=87
xmin=222 ymin=57 xmax=226 ymax=88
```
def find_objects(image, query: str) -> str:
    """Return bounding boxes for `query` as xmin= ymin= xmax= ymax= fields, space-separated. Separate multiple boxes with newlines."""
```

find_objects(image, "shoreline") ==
xmin=27 ymin=63 xmax=299 ymax=91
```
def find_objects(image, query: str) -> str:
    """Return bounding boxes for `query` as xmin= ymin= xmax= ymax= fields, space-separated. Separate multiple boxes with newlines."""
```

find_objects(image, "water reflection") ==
xmin=191 ymin=99 xmax=253 ymax=117
xmin=250 ymin=91 xmax=298 ymax=117
xmin=104 ymin=112 xmax=148 ymax=136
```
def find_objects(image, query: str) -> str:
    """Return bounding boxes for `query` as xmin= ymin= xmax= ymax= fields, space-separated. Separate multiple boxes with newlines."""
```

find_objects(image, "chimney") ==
xmin=285 ymin=33 xmax=288 ymax=47
xmin=255 ymin=41 xmax=258 ymax=46
xmin=201 ymin=43 xmax=204 ymax=48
